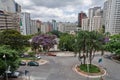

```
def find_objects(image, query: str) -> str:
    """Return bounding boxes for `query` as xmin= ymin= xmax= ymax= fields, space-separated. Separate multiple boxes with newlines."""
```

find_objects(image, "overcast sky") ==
xmin=15 ymin=0 xmax=106 ymax=22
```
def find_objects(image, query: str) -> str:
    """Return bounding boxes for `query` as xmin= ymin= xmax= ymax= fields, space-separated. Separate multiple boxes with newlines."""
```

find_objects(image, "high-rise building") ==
xmin=20 ymin=12 xmax=31 ymax=35
xmin=36 ymin=20 xmax=41 ymax=32
xmin=104 ymin=0 xmax=120 ymax=35
xmin=0 ymin=0 xmax=16 ymax=13
xmin=0 ymin=0 xmax=21 ymax=31
xmin=52 ymin=19 xmax=58 ymax=31
xmin=31 ymin=20 xmax=38 ymax=34
xmin=0 ymin=11 xmax=20 ymax=31
xmin=41 ymin=22 xmax=49 ymax=33
xmin=82 ymin=18 xmax=89 ymax=31
xmin=78 ymin=11 xmax=87 ymax=27
xmin=88 ymin=7 xmax=101 ymax=31
xmin=58 ymin=22 xmax=65 ymax=32
xmin=91 ymin=16 xmax=102 ymax=31
xmin=15 ymin=2 xmax=21 ymax=13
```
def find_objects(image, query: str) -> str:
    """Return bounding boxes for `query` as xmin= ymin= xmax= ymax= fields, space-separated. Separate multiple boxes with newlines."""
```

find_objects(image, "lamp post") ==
xmin=3 ymin=54 xmax=8 ymax=80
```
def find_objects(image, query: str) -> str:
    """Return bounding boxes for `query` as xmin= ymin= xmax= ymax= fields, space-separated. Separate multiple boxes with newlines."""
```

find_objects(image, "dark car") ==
xmin=19 ymin=61 xmax=26 ymax=66
xmin=27 ymin=61 xmax=39 ymax=66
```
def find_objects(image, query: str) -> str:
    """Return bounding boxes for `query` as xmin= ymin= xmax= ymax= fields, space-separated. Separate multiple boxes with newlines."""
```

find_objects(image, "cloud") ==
xmin=15 ymin=0 xmax=106 ymax=22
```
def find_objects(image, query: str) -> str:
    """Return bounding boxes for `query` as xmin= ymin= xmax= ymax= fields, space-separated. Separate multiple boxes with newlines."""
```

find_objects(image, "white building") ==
xmin=58 ymin=22 xmax=65 ymax=32
xmin=20 ymin=12 xmax=31 ymax=35
xmin=88 ymin=7 xmax=101 ymax=31
xmin=0 ymin=0 xmax=16 ymax=13
xmin=31 ymin=20 xmax=38 ymax=34
xmin=104 ymin=0 xmax=120 ymax=35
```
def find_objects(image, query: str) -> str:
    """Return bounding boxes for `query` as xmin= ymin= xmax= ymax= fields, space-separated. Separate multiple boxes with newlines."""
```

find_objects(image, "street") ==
xmin=18 ymin=52 xmax=120 ymax=80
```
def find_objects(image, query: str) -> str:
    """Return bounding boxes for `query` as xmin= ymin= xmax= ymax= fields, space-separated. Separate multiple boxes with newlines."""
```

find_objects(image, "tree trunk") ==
xmin=83 ymin=53 xmax=86 ymax=65
xmin=89 ymin=51 xmax=92 ymax=67
xmin=78 ymin=51 xmax=82 ymax=64
xmin=101 ymin=49 xmax=104 ymax=56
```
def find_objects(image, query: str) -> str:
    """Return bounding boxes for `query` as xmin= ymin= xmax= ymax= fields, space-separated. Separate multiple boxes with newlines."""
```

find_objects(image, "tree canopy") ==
xmin=59 ymin=33 xmax=75 ymax=51
xmin=31 ymin=34 xmax=57 ymax=53
xmin=0 ymin=45 xmax=19 ymax=76
xmin=105 ymin=34 xmax=120 ymax=56
xmin=74 ymin=30 xmax=105 ymax=65
xmin=0 ymin=30 xmax=29 ymax=51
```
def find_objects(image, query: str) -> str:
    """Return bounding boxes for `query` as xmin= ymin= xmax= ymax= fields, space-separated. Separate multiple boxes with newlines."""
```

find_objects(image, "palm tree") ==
xmin=86 ymin=31 xmax=104 ymax=65
xmin=76 ymin=30 xmax=104 ymax=65
xmin=76 ymin=30 xmax=89 ymax=64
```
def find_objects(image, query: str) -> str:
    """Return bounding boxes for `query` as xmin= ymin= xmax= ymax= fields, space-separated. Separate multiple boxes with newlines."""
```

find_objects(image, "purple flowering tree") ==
xmin=31 ymin=34 xmax=56 ymax=54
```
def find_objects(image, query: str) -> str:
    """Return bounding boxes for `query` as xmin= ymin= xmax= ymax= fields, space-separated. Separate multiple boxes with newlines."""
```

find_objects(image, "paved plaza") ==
xmin=18 ymin=52 xmax=120 ymax=80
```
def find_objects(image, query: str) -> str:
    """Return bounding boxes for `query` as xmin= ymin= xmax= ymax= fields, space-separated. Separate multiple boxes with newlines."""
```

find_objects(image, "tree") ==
xmin=0 ymin=45 xmax=19 ymax=76
xmin=31 ymin=34 xmax=57 ymax=54
xmin=0 ymin=30 xmax=28 ymax=51
xmin=105 ymin=34 xmax=120 ymax=60
xmin=75 ymin=30 xmax=104 ymax=65
xmin=47 ymin=30 xmax=62 ymax=38
xmin=76 ymin=30 xmax=90 ymax=64
xmin=86 ymin=31 xmax=104 ymax=65
xmin=59 ymin=33 xmax=75 ymax=51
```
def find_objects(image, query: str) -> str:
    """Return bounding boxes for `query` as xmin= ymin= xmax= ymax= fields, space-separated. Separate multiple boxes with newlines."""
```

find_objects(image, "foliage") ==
xmin=79 ymin=64 xmax=100 ymax=73
xmin=47 ymin=30 xmax=62 ymax=38
xmin=0 ymin=30 xmax=29 ymax=51
xmin=105 ymin=34 xmax=120 ymax=56
xmin=28 ymin=51 xmax=35 ymax=57
xmin=0 ymin=45 xmax=19 ymax=76
xmin=59 ymin=33 xmax=75 ymax=51
xmin=31 ymin=34 xmax=56 ymax=53
xmin=75 ymin=30 xmax=105 ymax=65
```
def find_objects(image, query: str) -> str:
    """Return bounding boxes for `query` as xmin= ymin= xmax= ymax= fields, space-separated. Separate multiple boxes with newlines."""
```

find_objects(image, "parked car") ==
xmin=6 ymin=71 xmax=20 ymax=78
xmin=48 ymin=53 xmax=56 ymax=56
xmin=27 ymin=61 xmax=39 ymax=66
xmin=36 ymin=56 xmax=41 ymax=60
xmin=19 ymin=61 xmax=26 ymax=66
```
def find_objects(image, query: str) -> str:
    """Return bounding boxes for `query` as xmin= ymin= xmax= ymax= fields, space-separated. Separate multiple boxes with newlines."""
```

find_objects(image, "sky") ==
xmin=15 ymin=0 xmax=106 ymax=22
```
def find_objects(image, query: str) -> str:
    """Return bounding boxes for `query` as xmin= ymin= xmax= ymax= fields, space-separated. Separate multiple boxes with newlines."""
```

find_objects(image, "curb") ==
xmin=111 ymin=56 xmax=120 ymax=64
xmin=73 ymin=64 xmax=106 ymax=78
xmin=37 ymin=59 xmax=48 ymax=65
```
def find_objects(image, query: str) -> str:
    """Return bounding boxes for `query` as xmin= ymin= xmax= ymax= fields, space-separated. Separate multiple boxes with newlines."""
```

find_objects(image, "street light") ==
xmin=3 ymin=54 xmax=8 ymax=80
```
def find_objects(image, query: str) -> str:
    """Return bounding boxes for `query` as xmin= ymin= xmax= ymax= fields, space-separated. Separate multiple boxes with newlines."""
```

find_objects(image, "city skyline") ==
xmin=15 ymin=0 xmax=106 ymax=22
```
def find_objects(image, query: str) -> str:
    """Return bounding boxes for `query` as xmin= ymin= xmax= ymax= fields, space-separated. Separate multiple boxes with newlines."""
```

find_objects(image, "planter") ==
xmin=73 ymin=64 xmax=106 ymax=78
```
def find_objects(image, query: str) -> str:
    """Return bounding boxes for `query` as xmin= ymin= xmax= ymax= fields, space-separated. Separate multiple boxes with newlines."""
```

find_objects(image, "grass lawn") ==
xmin=79 ymin=64 xmax=100 ymax=73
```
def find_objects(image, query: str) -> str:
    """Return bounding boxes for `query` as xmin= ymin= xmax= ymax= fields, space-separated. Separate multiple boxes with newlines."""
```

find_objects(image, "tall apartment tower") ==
xmin=78 ymin=11 xmax=87 ymax=27
xmin=104 ymin=0 xmax=120 ymax=35
xmin=20 ymin=12 xmax=31 ymax=35
xmin=52 ymin=19 xmax=58 ymax=31
xmin=88 ymin=7 xmax=101 ymax=31
xmin=0 ymin=0 xmax=16 ymax=13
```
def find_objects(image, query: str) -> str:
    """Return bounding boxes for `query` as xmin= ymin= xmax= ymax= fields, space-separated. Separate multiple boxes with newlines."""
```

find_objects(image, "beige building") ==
xmin=91 ymin=16 xmax=102 ymax=31
xmin=41 ymin=22 xmax=49 ymax=33
xmin=58 ymin=22 xmax=77 ymax=33
xmin=31 ymin=20 xmax=41 ymax=34
xmin=0 ymin=12 xmax=20 ymax=31
xmin=82 ymin=18 xmax=89 ymax=31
